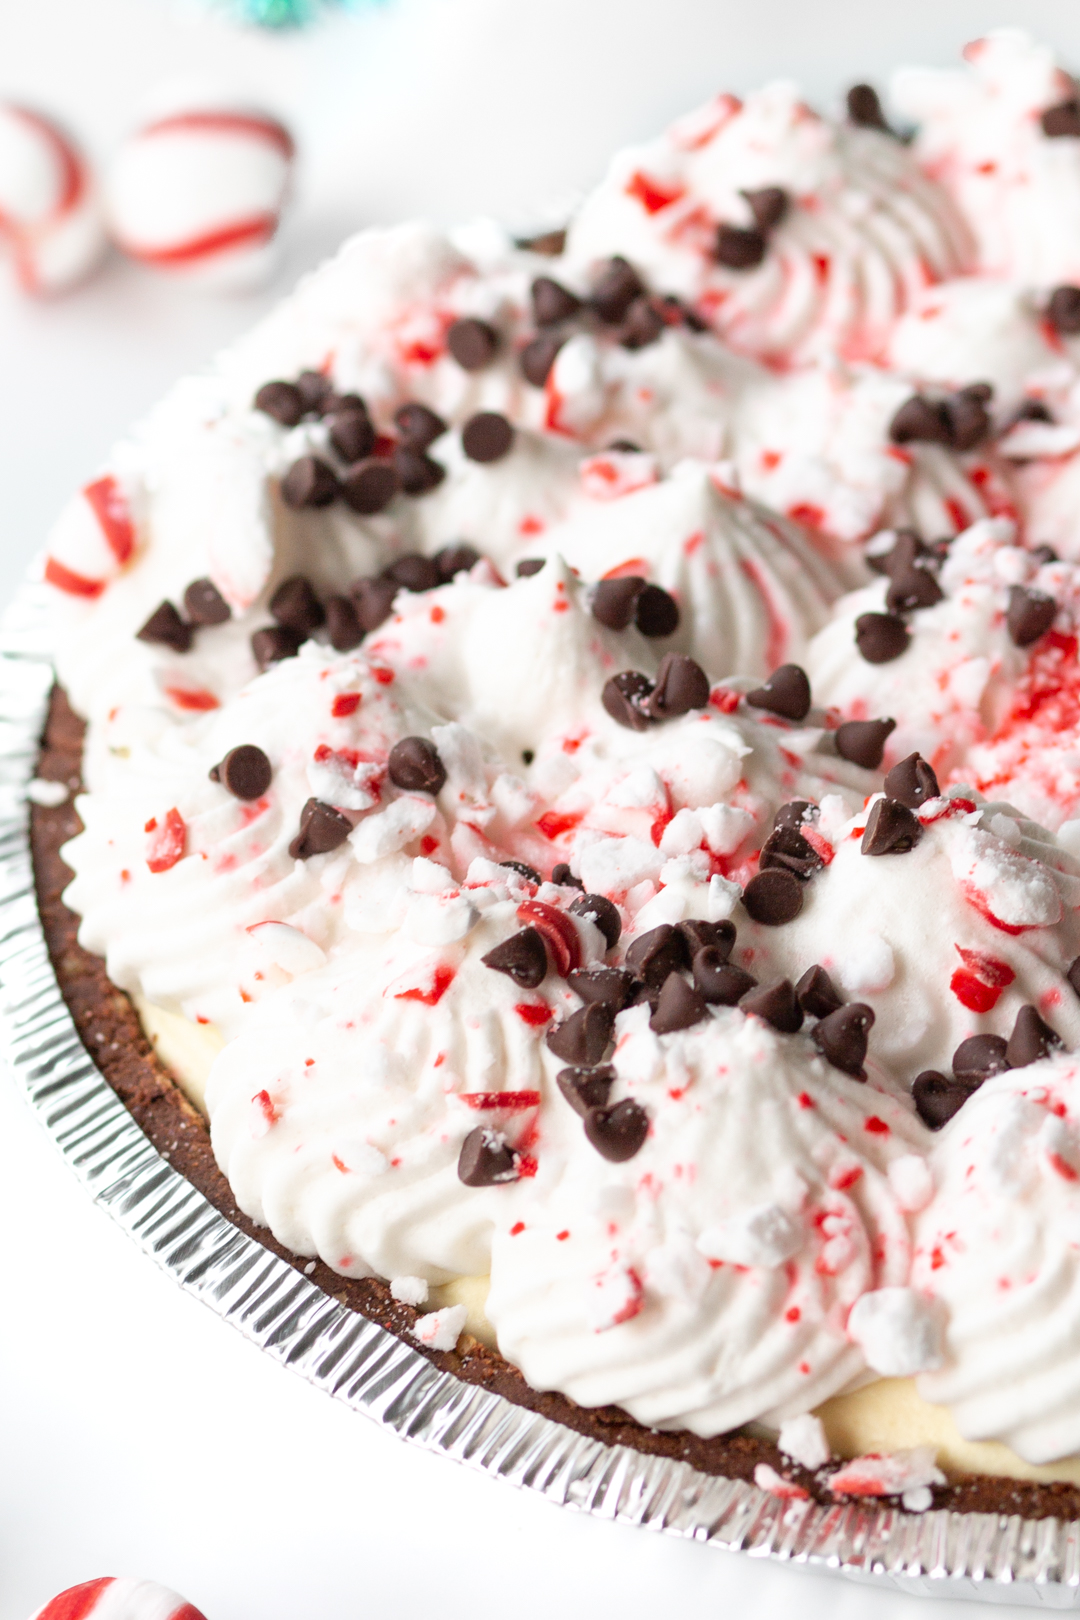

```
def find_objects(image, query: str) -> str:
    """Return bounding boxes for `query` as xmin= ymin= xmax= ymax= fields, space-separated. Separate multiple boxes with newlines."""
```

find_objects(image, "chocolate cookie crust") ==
xmin=29 ymin=685 xmax=1080 ymax=1520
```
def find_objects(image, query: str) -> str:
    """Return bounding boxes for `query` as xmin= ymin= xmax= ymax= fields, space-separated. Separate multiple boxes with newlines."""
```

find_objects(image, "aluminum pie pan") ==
xmin=3 ymin=581 xmax=1080 ymax=1608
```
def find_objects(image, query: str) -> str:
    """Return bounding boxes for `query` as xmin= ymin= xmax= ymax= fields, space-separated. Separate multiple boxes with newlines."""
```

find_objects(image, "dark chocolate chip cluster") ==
xmin=914 ymin=1004 xmax=1063 ymax=1130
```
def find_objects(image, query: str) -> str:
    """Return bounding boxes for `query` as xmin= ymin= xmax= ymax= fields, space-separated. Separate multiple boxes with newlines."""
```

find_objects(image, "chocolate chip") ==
xmin=214 ymin=744 xmax=272 ymax=801
xmin=444 ymin=316 xmax=498 ymax=371
xmin=1006 ymin=584 xmax=1056 ymax=647
xmin=592 ymin=575 xmax=645 ymax=630
xmin=1031 ymin=541 xmax=1059 ymax=562
xmin=546 ymin=1002 xmax=614 ymax=1066
xmin=584 ymin=1098 xmax=649 ymax=1162
xmin=322 ymin=391 xmax=366 ymax=417
xmin=889 ymin=395 xmax=951 ymax=445
xmin=742 ymin=868 xmax=804 ymax=925
xmin=532 ymin=276 xmax=582 ymax=326
xmin=774 ymin=800 xmax=816 ymax=832
xmin=136 ymin=601 xmax=192 ymax=653
xmin=434 ymin=543 xmax=480 ymax=582
xmin=834 ymin=718 xmax=896 ymax=770
xmin=759 ymin=825 xmax=823 ymax=882
xmin=647 ymin=652 xmax=710 ymax=718
xmin=879 ymin=530 xmax=929 ymax=578
xmin=716 ymin=223 xmax=766 ymax=269
xmin=569 ymin=892 xmax=622 ymax=949
xmin=742 ymin=978 xmax=803 ymax=1033
xmin=568 ymin=966 xmax=636 ymax=1012
xmin=592 ymin=256 xmax=645 ymax=324
xmin=1069 ymin=956 xmax=1080 ymax=998
xmin=394 ymin=403 xmax=447 ymax=449
xmin=796 ymin=964 xmax=843 ymax=1018
xmin=251 ymin=626 xmax=302 ymax=670
xmin=944 ymin=385 xmax=993 ymax=452
xmin=813 ymin=1002 xmax=874 ymax=1078
xmin=1042 ymin=99 xmax=1080 ymax=138
xmin=551 ymin=862 xmax=583 ymax=889
xmin=296 ymin=370 xmax=331 ymax=413
xmin=281 ymin=455 xmax=340 ymax=510
xmin=1006 ymin=1004 xmax=1062 ymax=1070
xmin=289 ymin=797 xmax=353 ymax=859
xmin=693 ymin=951 xmax=756 ymax=1005
xmin=270 ymin=575 xmax=325 ymax=635
xmin=517 ymin=227 xmax=567 ymax=256
xmin=383 ymin=553 xmax=441 ymax=593
xmin=746 ymin=663 xmax=812 ymax=722
xmin=520 ymin=333 xmax=565 ymax=387
xmin=328 ymin=407 xmax=375 ymax=464
xmin=499 ymin=859 xmax=542 ymax=884
xmin=516 ymin=558 xmax=545 ymax=578
xmin=325 ymin=595 xmax=363 ymax=651
xmin=621 ymin=296 xmax=664 ymax=350
xmin=952 ymin=1033 xmax=1009 ymax=1086
xmin=341 ymin=458 xmax=399 ymax=515
xmin=861 ymin=796 xmax=923 ymax=856
xmin=650 ymin=972 xmax=709 ymax=1033
xmin=602 ymin=670 xmax=656 ymax=731
xmin=847 ymin=83 xmax=890 ymax=131
xmin=634 ymin=583 xmax=680 ymax=637
xmin=1048 ymin=285 xmax=1080 ymax=335
xmin=462 ymin=411 xmax=515 ymax=463
xmin=677 ymin=918 xmax=735 ymax=959
xmin=557 ymin=1064 xmax=616 ymax=1115
xmin=855 ymin=612 xmax=910 ymax=664
xmin=883 ymin=752 xmax=939 ymax=808
xmin=741 ymin=186 xmax=788 ymax=231
xmin=913 ymin=1070 xmax=974 ymax=1130
xmin=351 ymin=576 xmax=398 ymax=633
xmin=183 ymin=578 xmax=231 ymax=626
xmin=387 ymin=736 xmax=446 ymax=795
xmin=1015 ymin=400 xmax=1055 ymax=426
xmin=457 ymin=1127 xmax=518 ymax=1186
xmin=607 ymin=439 xmax=643 ymax=452
xmin=886 ymin=564 xmax=944 ymax=614
xmin=482 ymin=927 xmax=548 ymax=988
xmin=254 ymin=380 xmax=304 ymax=426
xmin=626 ymin=923 xmax=689 ymax=986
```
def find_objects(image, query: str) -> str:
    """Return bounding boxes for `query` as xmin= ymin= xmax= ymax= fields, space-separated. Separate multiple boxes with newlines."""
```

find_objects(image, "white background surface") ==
xmin=2 ymin=2 xmax=1080 ymax=1616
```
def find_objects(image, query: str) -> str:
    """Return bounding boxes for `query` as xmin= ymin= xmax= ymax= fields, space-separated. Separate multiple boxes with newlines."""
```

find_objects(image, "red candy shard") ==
xmin=44 ymin=556 xmax=106 ymax=598
xmin=517 ymin=899 xmax=582 ymax=978
xmin=515 ymin=1001 xmax=554 ymax=1026
xmin=394 ymin=962 xmax=454 ymax=1005
xmin=460 ymin=1090 xmax=541 ymax=1110
xmin=83 ymin=474 xmax=135 ymax=564
xmin=146 ymin=807 xmax=187 ymax=872
xmin=331 ymin=692 xmax=361 ymax=717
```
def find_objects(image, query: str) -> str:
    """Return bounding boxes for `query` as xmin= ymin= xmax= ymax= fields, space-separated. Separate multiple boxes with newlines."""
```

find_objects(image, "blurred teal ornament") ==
xmin=199 ymin=0 xmax=379 ymax=27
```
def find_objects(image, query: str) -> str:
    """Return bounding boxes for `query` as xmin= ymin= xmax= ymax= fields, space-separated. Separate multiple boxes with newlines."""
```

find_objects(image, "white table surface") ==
xmin=3 ymin=2 xmax=1080 ymax=1615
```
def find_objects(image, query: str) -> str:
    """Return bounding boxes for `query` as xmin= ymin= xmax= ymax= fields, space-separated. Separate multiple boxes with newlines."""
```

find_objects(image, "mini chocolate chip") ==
xmin=741 ymin=186 xmax=788 ymax=231
xmin=1069 ymin=956 xmax=1080 ymax=998
xmin=886 ymin=564 xmax=944 ymax=614
xmin=325 ymin=595 xmax=363 ymax=651
xmin=861 ymin=796 xmax=923 ymax=856
xmin=270 ymin=575 xmax=325 ymax=634
xmin=499 ymin=859 xmax=542 ymax=884
xmin=387 ymin=736 xmax=446 ymax=795
xmin=883 ymin=752 xmax=939 ymax=808
xmin=289 ymin=797 xmax=352 ymax=860
xmin=1006 ymin=584 xmax=1056 ymax=647
xmin=557 ymin=1064 xmax=616 ymax=1116
xmin=584 ymin=1098 xmax=649 ymax=1162
xmin=254 ymin=380 xmax=304 ymax=426
xmin=281 ymin=455 xmax=340 ymax=510
xmin=621 ymin=296 xmax=664 ymax=350
xmin=693 ymin=950 xmax=757 ymax=1005
xmin=215 ymin=744 xmax=272 ymax=801
xmin=774 ymin=799 xmax=816 ymax=831
xmin=952 ymin=1033 xmax=1009 ymax=1086
xmin=395 ymin=403 xmax=447 ymax=449
xmin=383 ymin=552 xmax=441 ymax=593
xmin=715 ymin=223 xmax=766 ymax=269
xmin=813 ymin=1002 xmax=874 ymax=1078
xmin=1006 ymin=1003 xmax=1062 ymax=1070
xmin=746 ymin=663 xmax=812 ymax=722
xmin=1042 ymin=99 xmax=1080 ymax=138
xmin=551 ymin=862 xmax=584 ymax=889
xmin=650 ymin=972 xmax=709 ymax=1033
xmin=834 ymin=717 xmax=896 ymax=770
xmin=943 ymin=385 xmax=993 ymax=452
xmin=433 ymin=543 xmax=480 ymax=582
xmin=855 ymin=611 xmax=910 ymax=664
xmin=759 ymin=825 xmax=823 ymax=882
xmin=591 ymin=575 xmax=644 ymax=630
xmin=328 ymin=408 xmax=375 ymax=464
xmin=341 ymin=458 xmax=399 ymax=515
xmin=889 ymin=394 xmax=951 ymax=445
xmin=251 ymin=625 xmax=302 ymax=670
xmin=1015 ymin=401 xmax=1055 ymax=427
xmin=1048 ymin=285 xmax=1080 ymax=335
xmin=625 ymin=923 xmax=689 ymax=986
xmin=532 ymin=276 xmax=582 ymax=326
xmin=913 ymin=1071 xmax=974 ymax=1130
xmin=647 ymin=652 xmax=710 ymax=718
xmin=458 ymin=1127 xmax=518 ymax=1186
xmin=568 ymin=966 xmax=636 ymax=1012
xmin=448 ymin=317 xmax=499 ymax=371
xmin=546 ymin=1002 xmax=614 ymax=1066
xmin=677 ymin=918 xmax=735 ymax=959
xmin=296 ymin=370 xmax=331 ymax=413
xmin=322 ymin=391 xmax=366 ymax=417
xmin=1031 ymin=541 xmax=1059 ymax=562
xmin=183 ymin=578 xmax=231 ymax=626
xmin=742 ymin=978 xmax=803 ymax=1033
xmin=879 ymin=530 xmax=928 ymax=578
xmin=482 ymin=927 xmax=548 ymax=988
xmin=569 ymin=892 xmax=622 ymax=950
xmin=517 ymin=227 xmax=567 ymax=256
xmin=796 ymin=964 xmax=843 ymax=1018
xmin=602 ymin=670 xmax=656 ymax=731
xmin=634 ymin=583 xmax=680 ymax=637
xmin=520 ymin=332 xmax=565 ymax=387
xmin=351 ymin=576 xmax=398 ymax=633
xmin=742 ymin=868 xmax=804 ymax=925
xmin=136 ymin=601 xmax=192 ymax=653
xmin=607 ymin=438 xmax=643 ymax=452
xmin=462 ymin=411 xmax=515 ymax=463
xmin=592 ymin=256 xmax=645 ymax=324
xmin=847 ymin=83 xmax=890 ymax=131
xmin=516 ymin=558 xmax=545 ymax=578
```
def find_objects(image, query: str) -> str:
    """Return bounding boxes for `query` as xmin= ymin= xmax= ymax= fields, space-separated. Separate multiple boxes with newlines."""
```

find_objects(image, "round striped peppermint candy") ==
xmin=29 ymin=1576 xmax=206 ymax=1620
xmin=0 ymin=103 xmax=107 ymax=292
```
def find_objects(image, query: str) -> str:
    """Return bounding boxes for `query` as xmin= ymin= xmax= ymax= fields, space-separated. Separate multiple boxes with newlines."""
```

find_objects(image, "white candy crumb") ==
xmin=778 ymin=1413 xmax=831 ymax=1471
xmin=697 ymin=1203 xmax=802 ymax=1269
xmin=901 ymin=1486 xmax=934 ymax=1513
xmin=754 ymin=1462 xmax=809 ymax=1500
xmin=888 ymin=1154 xmax=934 ymax=1213
xmin=837 ymin=934 xmax=895 ymax=994
xmin=411 ymin=1304 xmax=467 ymax=1351
xmin=830 ymin=1445 xmax=944 ymax=1498
xmin=390 ymin=1275 xmax=429 ymax=1307
xmin=847 ymin=1288 xmax=944 ymax=1377
xmin=26 ymin=778 xmax=68 ymax=807
xmin=706 ymin=873 xmax=741 ymax=922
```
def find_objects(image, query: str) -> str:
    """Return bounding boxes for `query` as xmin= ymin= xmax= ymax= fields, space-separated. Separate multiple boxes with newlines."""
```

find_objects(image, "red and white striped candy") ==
xmin=0 ymin=104 xmax=106 ymax=293
xmin=106 ymin=104 xmax=294 ymax=289
xmin=29 ymin=1575 xmax=206 ymax=1620
xmin=43 ymin=473 xmax=138 ymax=600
